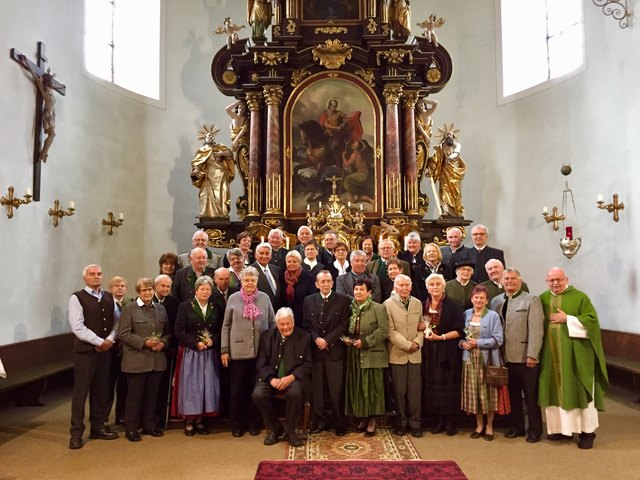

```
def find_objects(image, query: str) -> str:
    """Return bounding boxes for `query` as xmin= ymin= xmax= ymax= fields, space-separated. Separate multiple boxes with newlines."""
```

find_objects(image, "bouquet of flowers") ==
xmin=198 ymin=328 xmax=212 ymax=347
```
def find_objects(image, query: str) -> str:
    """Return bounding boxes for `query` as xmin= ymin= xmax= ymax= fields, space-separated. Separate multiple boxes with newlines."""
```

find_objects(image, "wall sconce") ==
xmin=542 ymin=206 xmax=565 ymax=231
xmin=597 ymin=193 xmax=625 ymax=222
xmin=102 ymin=211 xmax=124 ymax=236
xmin=48 ymin=199 xmax=75 ymax=227
xmin=1 ymin=185 xmax=32 ymax=219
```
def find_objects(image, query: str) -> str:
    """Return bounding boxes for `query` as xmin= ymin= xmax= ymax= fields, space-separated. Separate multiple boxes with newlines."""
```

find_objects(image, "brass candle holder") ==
xmin=1 ymin=185 xmax=32 ymax=219
xmin=542 ymin=206 xmax=565 ymax=231
xmin=102 ymin=211 xmax=125 ymax=236
xmin=48 ymin=199 xmax=75 ymax=227
xmin=597 ymin=193 xmax=625 ymax=222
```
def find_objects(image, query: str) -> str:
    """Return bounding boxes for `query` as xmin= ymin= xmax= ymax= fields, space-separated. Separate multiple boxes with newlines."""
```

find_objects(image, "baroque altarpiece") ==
xmin=202 ymin=0 xmax=469 ymax=249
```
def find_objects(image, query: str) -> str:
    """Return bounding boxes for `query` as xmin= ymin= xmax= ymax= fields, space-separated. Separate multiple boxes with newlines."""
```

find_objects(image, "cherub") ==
xmin=417 ymin=14 xmax=446 ymax=47
xmin=213 ymin=17 xmax=245 ymax=49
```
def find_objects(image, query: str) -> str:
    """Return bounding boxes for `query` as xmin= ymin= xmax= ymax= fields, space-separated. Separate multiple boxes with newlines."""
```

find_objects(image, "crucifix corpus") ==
xmin=10 ymin=42 xmax=66 ymax=201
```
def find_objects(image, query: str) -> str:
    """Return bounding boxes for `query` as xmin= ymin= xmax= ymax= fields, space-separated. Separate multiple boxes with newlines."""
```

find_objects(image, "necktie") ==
xmin=264 ymin=268 xmax=277 ymax=294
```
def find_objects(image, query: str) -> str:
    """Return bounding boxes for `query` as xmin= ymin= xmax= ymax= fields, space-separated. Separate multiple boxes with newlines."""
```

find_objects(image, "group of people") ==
xmin=67 ymin=224 xmax=608 ymax=451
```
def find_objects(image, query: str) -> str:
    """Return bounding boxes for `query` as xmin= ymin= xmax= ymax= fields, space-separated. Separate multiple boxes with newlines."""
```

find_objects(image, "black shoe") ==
xmin=547 ymin=433 xmax=573 ymax=441
xmin=195 ymin=424 xmax=210 ymax=435
xmin=232 ymin=428 xmax=245 ymax=437
xmin=354 ymin=422 xmax=367 ymax=433
xmin=526 ymin=434 xmax=541 ymax=443
xmin=364 ymin=426 xmax=376 ymax=437
xmin=505 ymin=429 xmax=526 ymax=439
xmin=445 ymin=419 xmax=457 ymax=436
xmin=392 ymin=427 xmax=406 ymax=436
xmin=143 ymin=428 xmax=164 ymax=437
xmin=89 ymin=428 xmax=118 ymax=440
xmin=335 ymin=427 xmax=347 ymax=437
xmin=125 ymin=431 xmax=142 ymax=442
xmin=185 ymin=425 xmax=196 ymax=437
xmin=264 ymin=430 xmax=280 ymax=446
xmin=69 ymin=438 xmax=83 ymax=450
xmin=248 ymin=424 xmax=261 ymax=436
xmin=310 ymin=422 xmax=328 ymax=434
xmin=411 ymin=428 xmax=423 ymax=438
xmin=470 ymin=429 xmax=484 ymax=439
xmin=484 ymin=433 xmax=494 ymax=442
xmin=430 ymin=419 xmax=445 ymax=435
xmin=285 ymin=432 xmax=304 ymax=447
xmin=578 ymin=432 xmax=596 ymax=449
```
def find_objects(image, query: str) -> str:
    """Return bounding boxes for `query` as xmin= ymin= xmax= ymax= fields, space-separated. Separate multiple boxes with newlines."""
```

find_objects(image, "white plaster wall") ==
xmin=0 ymin=0 xmax=637 ymax=345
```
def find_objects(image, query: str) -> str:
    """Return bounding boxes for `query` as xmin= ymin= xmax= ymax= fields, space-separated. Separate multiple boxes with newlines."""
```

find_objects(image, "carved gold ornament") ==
xmin=291 ymin=68 xmax=311 ymax=87
xmin=355 ymin=68 xmax=375 ymax=87
xmin=253 ymin=51 xmax=289 ymax=66
xmin=312 ymin=39 xmax=353 ymax=70
xmin=376 ymin=49 xmax=413 ymax=66
xmin=315 ymin=27 xmax=348 ymax=34
xmin=367 ymin=19 xmax=377 ymax=34
xmin=426 ymin=67 xmax=441 ymax=83
xmin=286 ymin=19 xmax=296 ymax=34
xmin=222 ymin=70 xmax=237 ymax=85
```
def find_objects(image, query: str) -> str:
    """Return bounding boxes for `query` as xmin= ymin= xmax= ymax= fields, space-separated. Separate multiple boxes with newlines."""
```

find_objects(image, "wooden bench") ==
xmin=0 ymin=334 xmax=74 ymax=406
xmin=601 ymin=329 xmax=640 ymax=402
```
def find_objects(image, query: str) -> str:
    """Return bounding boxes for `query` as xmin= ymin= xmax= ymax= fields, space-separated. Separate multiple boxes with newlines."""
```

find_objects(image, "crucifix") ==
xmin=10 ymin=42 xmax=66 ymax=201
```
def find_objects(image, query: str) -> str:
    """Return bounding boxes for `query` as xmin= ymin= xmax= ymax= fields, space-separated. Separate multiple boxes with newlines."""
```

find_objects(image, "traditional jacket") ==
xmin=538 ymin=286 xmax=608 ymax=411
xmin=384 ymin=294 xmax=424 ymax=365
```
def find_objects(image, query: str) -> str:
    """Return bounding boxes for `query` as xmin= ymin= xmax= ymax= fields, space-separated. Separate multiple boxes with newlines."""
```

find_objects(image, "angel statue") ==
xmin=190 ymin=125 xmax=235 ymax=219
xmin=417 ymin=14 xmax=446 ymax=47
xmin=427 ymin=123 xmax=466 ymax=218
xmin=213 ymin=17 xmax=245 ymax=49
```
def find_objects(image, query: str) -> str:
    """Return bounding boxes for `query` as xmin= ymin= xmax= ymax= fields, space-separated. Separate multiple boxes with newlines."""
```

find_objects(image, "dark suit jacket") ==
xmin=255 ymin=327 xmax=312 ymax=384
xmin=398 ymin=250 xmax=425 ymax=267
xmin=336 ymin=271 xmax=382 ymax=303
xmin=280 ymin=269 xmax=317 ymax=327
xmin=366 ymin=258 xmax=410 ymax=279
xmin=413 ymin=263 xmax=448 ymax=302
xmin=171 ymin=266 xmax=216 ymax=303
xmin=302 ymin=292 xmax=351 ymax=361
xmin=210 ymin=286 xmax=239 ymax=345
xmin=440 ymin=245 xmax=472 ymax=280
xmin=269 ymin=248 xmax=288 ymax=269
xmin=252 ymin=262 xmax=282 ymax=311
xmin=469 ymin=246 xmax=506 ymax=283
xmin=153 ymin=294 xmax=180 ymax=352
xmin=301 ymin=261 xmax=325 ymax=279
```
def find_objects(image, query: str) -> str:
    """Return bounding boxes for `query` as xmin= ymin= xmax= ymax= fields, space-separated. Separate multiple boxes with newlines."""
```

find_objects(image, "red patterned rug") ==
xmin=287 ymin=427 xmax=420 ymax=460
xmin=255 ymin=460 xmax=468 ymax=480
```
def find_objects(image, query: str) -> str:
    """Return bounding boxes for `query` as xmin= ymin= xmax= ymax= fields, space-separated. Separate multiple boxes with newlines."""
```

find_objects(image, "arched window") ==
xmin=498 ymin=0 xmax=584 ymax=100
xmin=84 ymin=0 xmax=164 ymax=103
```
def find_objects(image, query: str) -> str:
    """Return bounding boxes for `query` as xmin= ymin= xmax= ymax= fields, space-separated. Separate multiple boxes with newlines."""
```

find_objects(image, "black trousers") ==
xmin=311 ymin=358 xmax=345 ymax=428
xmin=70 ymin=349 xmax=112 ymax=438
xmin=506 ymin=362 xmax=543 ymax=436
xmin=252 ymin=379 xmax=304 ymax=434
xmin=125 ymin=371 xmax=164 ymax=432
xmin=105 ymin=346 xmax=127 ymax=424
xmin=229 ymin=358 xmax=259 ymax=430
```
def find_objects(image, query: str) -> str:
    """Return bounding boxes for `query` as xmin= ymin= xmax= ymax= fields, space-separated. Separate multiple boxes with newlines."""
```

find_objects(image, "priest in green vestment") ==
xmin=538 ymin=268 xmax=608 ymax=449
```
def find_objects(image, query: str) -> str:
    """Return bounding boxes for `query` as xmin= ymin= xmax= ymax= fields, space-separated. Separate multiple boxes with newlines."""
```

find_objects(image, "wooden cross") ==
xmin=10 ymin=42 xmax=66 ymax=201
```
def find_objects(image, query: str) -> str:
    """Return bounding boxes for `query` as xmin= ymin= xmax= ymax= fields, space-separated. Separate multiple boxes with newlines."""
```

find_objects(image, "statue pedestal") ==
xmin=420 ymin=217 xmax=473 ymax=244
xmin=194 ymin=217 xmax=247 ymax=249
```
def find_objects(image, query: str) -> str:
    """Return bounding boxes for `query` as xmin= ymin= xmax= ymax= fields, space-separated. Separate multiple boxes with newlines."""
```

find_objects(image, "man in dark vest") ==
xmin=68 ymin=264 xmax=120 ymax=449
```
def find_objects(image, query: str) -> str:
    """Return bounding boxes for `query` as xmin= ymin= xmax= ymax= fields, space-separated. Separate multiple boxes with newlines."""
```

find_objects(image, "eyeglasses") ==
xmin=546 ymin=278 xmax=567 ymax=284
xmin=471 ymin=233 xmax=487 ymax=236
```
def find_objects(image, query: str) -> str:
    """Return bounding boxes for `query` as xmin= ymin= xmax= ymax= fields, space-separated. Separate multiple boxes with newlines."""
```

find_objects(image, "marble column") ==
xmin=383 ymin=84 xmax=403 ymax=214
xmin=402 ymin=90 xmax=420 ymax=216
xmin=263 ymin=85 xmax=284 ymax=215
xmin=246 ymin=92 xmax=263 ymax=217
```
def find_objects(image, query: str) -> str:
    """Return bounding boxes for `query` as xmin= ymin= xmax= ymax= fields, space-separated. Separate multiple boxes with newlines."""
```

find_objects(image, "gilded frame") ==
xmin=283 ymin=71 xmax=383 ymax=219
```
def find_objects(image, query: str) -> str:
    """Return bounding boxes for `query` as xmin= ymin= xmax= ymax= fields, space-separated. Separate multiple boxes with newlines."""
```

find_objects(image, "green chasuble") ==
xmin=538 ymin=286 xmax=608 ymax=411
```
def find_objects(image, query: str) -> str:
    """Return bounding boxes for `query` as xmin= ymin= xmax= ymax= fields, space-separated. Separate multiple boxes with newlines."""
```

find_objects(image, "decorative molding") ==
xmin=314 ymin=26 xmax=348 ymax=34
xmin=205 ymin=229 xmax=235 ymax=248
xmin=367 ymin=18 xmax=377 ymax=34
xmin=253 ymin=51 xmax=289 ymax=66
xmin=312 ymin=39 xmax=353 ymax=70
xmin=592 ymin=0 xmax=630 ymax=29
xmin=376 ymin=49 xmax=414 ymax=66
xmin=286 ymin=19 xmax=297 ymax=35
xmin=291 ymin=68 xmax=311 ymax=87
xmin=355 ymin=68 xmax=375 ymax=87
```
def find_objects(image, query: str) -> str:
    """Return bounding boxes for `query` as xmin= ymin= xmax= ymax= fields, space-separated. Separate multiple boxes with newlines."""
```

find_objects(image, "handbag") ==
xmin=484 ymin=349 xmax=508 ymax=386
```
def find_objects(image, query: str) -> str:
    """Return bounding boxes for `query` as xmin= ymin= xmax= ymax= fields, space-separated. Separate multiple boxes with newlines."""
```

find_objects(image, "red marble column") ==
xmin=263 ymin=85 xmax=283 ymax=214
xmin=403 ymin=91 xmax=419 ymax=215
xmin=383 ymin=84 xmax=403 ymax=214
xmin=246 ymin=92 xmax=263 ymax=216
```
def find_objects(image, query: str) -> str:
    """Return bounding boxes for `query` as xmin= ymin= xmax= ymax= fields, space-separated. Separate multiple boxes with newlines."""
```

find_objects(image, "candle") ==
xmin=306 ymin=204 xmax=310 ymax=211
xmin=25 ymin=187 xmax=32 ymax=197
xmin=347 ymin=201 xmax=351 ymax=208
xmin=542 ymin=206 xmax=548 ymax=214
xmin=565 ymin=226 xmax=573 ymax=240
xmin=597 ymin=194 xmax=604 ymax=202
xmin=261 ymin=235 xmax=265 ymax=243
xmin=69 ymin=201 xmax=75 ymax=209
xmin=318 ymin=201 xmax=322 ymax=208
xmin=118 ymin=212 xmax=124 ymax=220
xmin=379 ymin=235 xmax=383 ymax=244
xmin=360 ymin=204 xmax=363 ymax=211
xmin=285 ymin=236 xmax=290 ymax=250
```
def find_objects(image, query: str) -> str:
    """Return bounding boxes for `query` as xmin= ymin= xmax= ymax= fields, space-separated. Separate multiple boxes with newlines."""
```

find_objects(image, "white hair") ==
xmin=275 ymin=307 xmax=295 ymax=323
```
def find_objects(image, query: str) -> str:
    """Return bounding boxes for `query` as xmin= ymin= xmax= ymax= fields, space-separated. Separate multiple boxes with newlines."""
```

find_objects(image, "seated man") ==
xmin=252 ymin=307 xmax=311 ymax=447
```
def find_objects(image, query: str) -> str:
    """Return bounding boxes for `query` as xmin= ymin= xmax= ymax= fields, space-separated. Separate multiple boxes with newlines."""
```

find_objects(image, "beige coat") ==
xmin=384 ymin=294 xmax=424 ymax=365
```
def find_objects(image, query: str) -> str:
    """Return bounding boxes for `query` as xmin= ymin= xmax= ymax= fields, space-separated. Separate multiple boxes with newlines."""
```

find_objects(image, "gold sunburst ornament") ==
xmin=435 ymin=123 xmax=460 ymax=143
xmin=197 ymin=124 xmax=221 ymax=142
